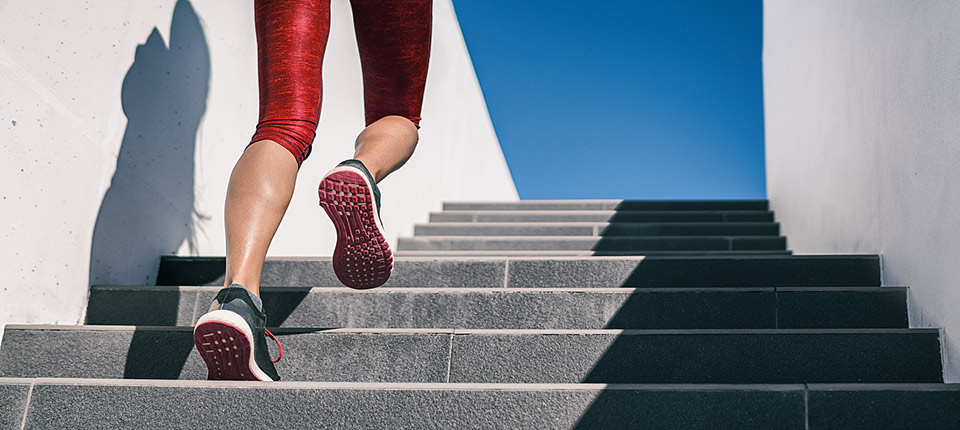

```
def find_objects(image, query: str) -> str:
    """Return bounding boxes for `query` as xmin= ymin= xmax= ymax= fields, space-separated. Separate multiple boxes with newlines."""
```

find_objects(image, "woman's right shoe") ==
xmin=193 ymin=285 xmax=281 ymax=381
xmin=318 ymin=159 xmax=393 ymax=289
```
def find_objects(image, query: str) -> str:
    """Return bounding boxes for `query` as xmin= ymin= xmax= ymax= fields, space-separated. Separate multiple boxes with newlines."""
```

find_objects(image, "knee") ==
xmin=366 ymin=114 xmax=421 ymax=130
xmin=250 ymin=119 xmax=318 ymax=167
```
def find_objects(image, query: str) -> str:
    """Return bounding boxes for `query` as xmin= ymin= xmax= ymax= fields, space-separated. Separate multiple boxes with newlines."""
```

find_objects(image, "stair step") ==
xmin=442 ymin=200 xmax=769 ymax=211
xmin=156 ymin=255 xmax=881 ymax=288
xmin=0 ymin=326 xmax=941 ymax=384
xmin=430 ymin=210 xmax=775 ymax=223
xmin=396 ymin=236 xmax=787 ymax=252
xmin=807 ymin=383 xmax=960 ymax=428
xmin=5 ymin=378 xmax=957 ymax=429
xmin=395 ymin=250 xmax=794 ymax=256
xmin=86 ymin=286 xmax=908 ymax=330
xmin=413 ymin=222 xmax=780 ymax=237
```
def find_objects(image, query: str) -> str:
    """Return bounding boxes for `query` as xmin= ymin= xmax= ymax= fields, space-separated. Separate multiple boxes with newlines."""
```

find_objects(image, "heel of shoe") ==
xmin=193 ymin=310 xmax=273 ymax=381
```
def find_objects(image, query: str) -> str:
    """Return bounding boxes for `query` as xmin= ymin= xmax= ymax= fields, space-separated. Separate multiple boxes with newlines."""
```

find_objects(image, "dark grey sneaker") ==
xmin=318 ymin=159 xmax=393 ymax=289
xmin=193 ymin=284 xmax=281 ymax=381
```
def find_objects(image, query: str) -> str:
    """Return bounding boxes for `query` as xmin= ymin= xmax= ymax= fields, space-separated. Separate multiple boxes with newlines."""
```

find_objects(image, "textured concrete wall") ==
xmin=764 ymin=0 xmax=960 ymax=381
xmin=0 ymin=0 xmax=516 ymax=330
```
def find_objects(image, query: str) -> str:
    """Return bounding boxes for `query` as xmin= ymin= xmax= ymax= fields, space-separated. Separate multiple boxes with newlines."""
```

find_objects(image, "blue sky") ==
xmin=451 ymin=0 xmax=765 ymax=200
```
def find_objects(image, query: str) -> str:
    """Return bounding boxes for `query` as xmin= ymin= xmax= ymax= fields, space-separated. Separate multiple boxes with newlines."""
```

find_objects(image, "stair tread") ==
xmin=6 ymin=325 xmax=937 ymax=334
xmin=5 ymin=378 xmax=957 ymax=430
xmin=155 ymin=254 xmax=882 ymax=288
xmin=442 ymin=200 xmax=769 ymax=211
xmin=85 ymin=285 xmax=909 ymax=329
xmin=1 ymin=326 xmax=941 ymax=384
xmin=396 ymin=250 xmax=794 ymax=256
xmin=5 ymin=377 xmax=959 ymax=391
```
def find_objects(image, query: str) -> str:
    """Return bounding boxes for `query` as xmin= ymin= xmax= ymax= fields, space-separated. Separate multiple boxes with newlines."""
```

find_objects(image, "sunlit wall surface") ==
xmin=0 ymin=0 xmax=515 ymax=328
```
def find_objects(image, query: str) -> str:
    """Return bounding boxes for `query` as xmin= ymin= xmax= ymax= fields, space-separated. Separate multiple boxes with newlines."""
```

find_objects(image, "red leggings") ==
xmin=251 ymin=0 xmax=432 ymax=166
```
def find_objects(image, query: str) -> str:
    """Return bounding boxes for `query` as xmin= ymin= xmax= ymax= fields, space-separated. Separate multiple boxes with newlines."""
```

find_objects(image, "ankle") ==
xmin=224 ymin=276 xmax=260 ymax=297
xmin=223 ymin=283 xmax=264 ymax=312
xmin=351 ymin=156 xmax=387 ymax=183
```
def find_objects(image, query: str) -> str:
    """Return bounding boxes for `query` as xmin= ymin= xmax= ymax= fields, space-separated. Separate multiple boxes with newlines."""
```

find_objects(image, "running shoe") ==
xmin=193 ymin=284 xmax=281 ymax=381
xmin=318 ymin=159 xmax=393 ymax=289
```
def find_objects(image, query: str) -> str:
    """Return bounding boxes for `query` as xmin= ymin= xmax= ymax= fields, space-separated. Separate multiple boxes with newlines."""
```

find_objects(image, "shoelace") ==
xmin=264 ymin=329 xmax=283 ymax=363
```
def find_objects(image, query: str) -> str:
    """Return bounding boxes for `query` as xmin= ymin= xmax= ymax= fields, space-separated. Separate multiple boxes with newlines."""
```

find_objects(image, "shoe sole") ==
xmin=193 ymin=310 xmax=273 ymax=381
xmin=318 ymin=166 xmax=393 ymax=289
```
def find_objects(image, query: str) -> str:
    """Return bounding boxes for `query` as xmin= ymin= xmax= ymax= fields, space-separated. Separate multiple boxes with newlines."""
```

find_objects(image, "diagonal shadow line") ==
xmin=574 ymin=199 xmax=789 ymax=427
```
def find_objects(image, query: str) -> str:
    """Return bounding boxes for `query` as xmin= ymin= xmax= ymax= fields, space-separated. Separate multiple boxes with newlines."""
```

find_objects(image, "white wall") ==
xmin=0 ymin=0 xmax=516 ymax=330
xmin=764 ymin=0 xmax=960 ymax=381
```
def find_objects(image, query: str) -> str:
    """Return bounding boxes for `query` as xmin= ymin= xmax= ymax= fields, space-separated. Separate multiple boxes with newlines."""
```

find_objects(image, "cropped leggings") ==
xmin=251 ymin=0 xmax=432 ymax=167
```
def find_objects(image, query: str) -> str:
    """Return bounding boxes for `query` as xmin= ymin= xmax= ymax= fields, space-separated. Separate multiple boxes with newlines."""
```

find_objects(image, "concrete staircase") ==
xmin=2 ymin=200 xmax=959 ymax=428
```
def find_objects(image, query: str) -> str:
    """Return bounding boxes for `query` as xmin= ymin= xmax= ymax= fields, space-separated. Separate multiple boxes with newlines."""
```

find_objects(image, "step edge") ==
xmin=4 ymin=377 xmax=813 ymax=392
xmin=4 ymin=325 xmax=939 ymax=335
xmin=90 ymin=286 xmax=905 ymax=293
xmin=159 ymin=254 xmax=879 ymax=261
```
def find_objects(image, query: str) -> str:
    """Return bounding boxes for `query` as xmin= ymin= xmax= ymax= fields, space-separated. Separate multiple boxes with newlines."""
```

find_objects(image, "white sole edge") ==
xmin=194 ymin=310 xmax=273 ymax=382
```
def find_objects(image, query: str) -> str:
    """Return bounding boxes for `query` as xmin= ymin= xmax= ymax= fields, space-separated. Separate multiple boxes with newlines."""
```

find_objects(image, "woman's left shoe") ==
xmin=193 ymin=284 xmax=281 ymax=381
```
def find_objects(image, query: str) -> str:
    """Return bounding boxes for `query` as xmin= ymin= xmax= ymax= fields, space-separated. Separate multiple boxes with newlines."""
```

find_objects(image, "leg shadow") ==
xmin=83 ymin=0 xmax=211 ymax=379
xmin=90 ymin=0 xmax=210 ymax=289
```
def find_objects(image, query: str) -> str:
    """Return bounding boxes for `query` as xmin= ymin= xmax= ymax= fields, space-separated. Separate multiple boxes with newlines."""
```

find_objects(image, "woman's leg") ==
xmin=349 ymin=0 xmax=432 ymax=181
xmin=223 ymin=141 xmax=298 ymax=297
xmin=315 ymin=0 xmax=432 ymax=290
xmin=352 ymin=115 xmax=419 ymax=182
xmin=225 ymin=0 xmax=331 ymax=296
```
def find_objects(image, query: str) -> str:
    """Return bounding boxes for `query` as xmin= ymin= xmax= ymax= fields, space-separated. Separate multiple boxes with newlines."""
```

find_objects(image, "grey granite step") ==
xmin=0 ymin=379 xmax=806 ymax=429
xmin=430 ymin=210 xmax=775 ymax=223
xmin=394 ymin=250 xmax=794 ymax=256
xmin=806 ymin=383 xmax=960 ymax=429
xmin=5 ymin=379 xmax=957 ymax=430
xmin=442 ymin=200 xmax=769 ymax=211
xmin=396 ymin=236 xmax=787 ymax=252
xmin=0 ymin=326 xmax=941 ymax=384
xmin=413 ymin=222 xmax=780 ymax=237
xmin=86 ymin=286 xmax=909 ymax=330
xmin=155 ymin=255 xmax=882 ymax=288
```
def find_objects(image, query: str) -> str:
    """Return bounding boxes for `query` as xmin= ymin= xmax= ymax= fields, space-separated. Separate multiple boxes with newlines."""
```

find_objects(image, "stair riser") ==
xmin=0 ymin=382 xmax=27 ymax=427
xmin=414 ymin=223 xmax=780 ymax=237
xmin=807 ymin=387 xmax=960 ymax=428
xmin=6 ymin=380 xmax=958 ymax=430
xmin=156 ymin=256 xmax=882 ymax=288
xmin=443 ymin=201 xmax=769 ymax=211
xmin=396 ymin=250 xmax=794 ymax=256
xmin=397 ymin=237 xmax=787 ymax=252
xmin=506 ymin=257 xmax=882 ymax=288
xmin=451 ymin=331 xmax=943 ymax=384
xmin=0 ymin=328 xmax=941 ymax=384
xmin=158 ymin=258 xmax=508 ymax=288
xmin=431 ymin=211 xmax=776 ymax=223
xmin=86 ymin=288 xmax=909 ymax=330
xmin=5 ymin=382 xmax=804 ymax=429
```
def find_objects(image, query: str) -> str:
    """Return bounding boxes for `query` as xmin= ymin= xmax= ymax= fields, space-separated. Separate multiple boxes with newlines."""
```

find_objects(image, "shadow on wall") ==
xmin=89 ymin=0 xmax=210 ymax=290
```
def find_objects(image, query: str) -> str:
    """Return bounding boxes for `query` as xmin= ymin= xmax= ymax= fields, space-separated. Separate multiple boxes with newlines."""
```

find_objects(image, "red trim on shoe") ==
xmin=265 ymin=329 xmax=283 ymax=363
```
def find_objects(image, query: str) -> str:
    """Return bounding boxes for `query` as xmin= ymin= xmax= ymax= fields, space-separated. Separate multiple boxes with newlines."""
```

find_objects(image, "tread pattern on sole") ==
xmin=319 ymin=170 xmax=393 ymax=289
xmin=193 ymin=321 xmax=261 ymax=381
